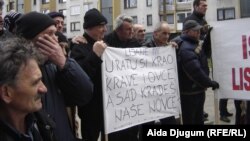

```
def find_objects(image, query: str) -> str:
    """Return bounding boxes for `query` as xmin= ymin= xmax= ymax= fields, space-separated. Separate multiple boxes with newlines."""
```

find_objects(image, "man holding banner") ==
xmin=175 ymin=20 xmax=219 ymax=124
xmin=70 ymin=8 xmax=107 ymax=141
xmin=104 ymin=14 xmax=141 ymax=141
xmin=144 ymin=21 xmax=177 ymax=125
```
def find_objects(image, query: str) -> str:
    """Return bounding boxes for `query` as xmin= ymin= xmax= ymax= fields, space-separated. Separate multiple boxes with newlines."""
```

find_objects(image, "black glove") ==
xmin=210 ymin=81 xmax=219 ymax=90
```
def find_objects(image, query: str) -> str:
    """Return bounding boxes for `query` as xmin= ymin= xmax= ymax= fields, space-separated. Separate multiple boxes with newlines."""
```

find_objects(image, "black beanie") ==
xmin=16 ymin=12 xmax=55 ymax=39
xmin=83 ymin=8 xmax=107 ymax=29
xmin=47 ymin=11 xmax=64 ymax=19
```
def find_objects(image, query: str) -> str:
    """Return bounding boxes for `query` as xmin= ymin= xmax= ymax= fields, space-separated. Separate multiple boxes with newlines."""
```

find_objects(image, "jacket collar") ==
xmin=180 ymin=34 xmax=199 ymax=44
xmin=83 ymin=33 xmax=96 ymax=45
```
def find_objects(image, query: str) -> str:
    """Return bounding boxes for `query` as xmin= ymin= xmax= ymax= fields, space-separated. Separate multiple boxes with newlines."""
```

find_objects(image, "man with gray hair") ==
xmin=104 ymin=14 xmax=141 ymax=141
xmin=0 ymin=38 xmax=57 ymax=141
xmin=104 ymin=14 xmax=141 ymax=48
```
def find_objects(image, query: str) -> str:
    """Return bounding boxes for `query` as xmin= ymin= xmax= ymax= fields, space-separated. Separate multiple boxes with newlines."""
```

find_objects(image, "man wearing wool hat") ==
xmin=16 ymin=11 xmax=93 ymax=141
xmin=70 ymin=8 xmax=107 ymax=141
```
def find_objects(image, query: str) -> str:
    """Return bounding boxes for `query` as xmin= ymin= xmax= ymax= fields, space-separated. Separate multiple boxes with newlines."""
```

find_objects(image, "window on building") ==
xmin=124 ymin=0 xmax=137 ymax=9
xmin=147 ymin=15 xmax=152 ymax=26
xmin=240 ymin=0 xmax=250 ymax=18
xmin=146 ymin=0 xmax=152 ymax=7
xmin=217 ymin=8 xmax=235 ymax=21
xmin=70 ymin=5 xmax=80 ymax=15
xmin=166 ymin=14 xmax=174 ymax=24
xmin=83 ymin=3 xmax=94 ymax=11
xmin=59 ymin=0 xmax=67 ymax=3
xmin=34 ymin=0 xmax=36 ymax=5
xmin=42 ymin=0 xmax=50 ymax=4
xmin=131 ymin=16 xmax=138 ymax=24
xmin=71 ymin=22 xmax=81 ymax=31
xmin=59 ymin=9 xmax=67 ymax=17
xmin=9 ymin=2 xmax=14 ymax=11
xmin=42 ymin=9 xmax=50 ymax=14
xmin=160 ymin=14 xmax=174 ymax=24
xmin=177 ymin=11 xmax=191 ymax=23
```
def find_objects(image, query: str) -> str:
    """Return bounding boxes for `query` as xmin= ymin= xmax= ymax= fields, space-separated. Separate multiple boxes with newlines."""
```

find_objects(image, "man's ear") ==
xmin=0 ymin=85 xmax=13 ymax=104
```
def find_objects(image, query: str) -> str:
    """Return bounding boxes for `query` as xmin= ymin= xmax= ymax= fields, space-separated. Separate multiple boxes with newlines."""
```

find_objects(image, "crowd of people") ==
xmin=0 ymin=0 xmax=249 ymax=141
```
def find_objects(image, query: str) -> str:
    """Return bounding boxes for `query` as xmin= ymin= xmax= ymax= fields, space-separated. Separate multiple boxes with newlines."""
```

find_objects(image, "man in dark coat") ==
xmin=70 ymin=8 xmax=107 ymax=141
xmin=16 ymin=12 xmax=93 ymax=141
xmin=183 ymin=0 xmax=212 ymax=121
xmin=175 ymin=20 xmax=219 ymax=124
xmin=104 ymin=14 xmax=141 ymax=141
xmin=0 ymin=38 xmax=56 ymax=141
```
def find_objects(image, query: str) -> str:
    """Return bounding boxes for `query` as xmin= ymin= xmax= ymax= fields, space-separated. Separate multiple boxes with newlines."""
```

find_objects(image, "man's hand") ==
xmin=168 ymin=41 xmax=178 ymax=48
xmin=35 ymin=34 xmax=66 ymax=69
xmin=72 ymin=35 xmax=87 ymax=44
xmin=93 ymin=40 xmax=107 ymax=57
xmin=211 ymin=81 xmax=219 ymax=90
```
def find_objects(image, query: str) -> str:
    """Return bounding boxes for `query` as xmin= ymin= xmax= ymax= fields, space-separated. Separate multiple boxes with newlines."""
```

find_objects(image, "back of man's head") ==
xmin=16 ymin=12 xmax=55 ymax=39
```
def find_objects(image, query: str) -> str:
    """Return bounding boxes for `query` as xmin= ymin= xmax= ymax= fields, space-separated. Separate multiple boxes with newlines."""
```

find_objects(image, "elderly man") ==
xmin=16 ymin=12 xmax=93 ymax=141
xmin=104 ymin=14 xmax=141 ymax=48
xmin=0 ymin=38 xmax=57 ymax=141
xmin=174 ymin=20 xmax=219 ymax=124
xmin=104 ymin=14 xmax=141 ymax=141
xmin=70 ymin=8 xmax=107 ymax=141
xmin=144 ymin=21 xmax=177 ymax=125
xmin=132 ymin=24 xmax=146 ymax=44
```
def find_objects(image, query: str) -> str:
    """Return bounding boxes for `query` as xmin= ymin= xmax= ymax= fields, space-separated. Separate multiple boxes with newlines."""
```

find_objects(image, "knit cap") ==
xmin=16 ymin=12 xmax=55 ymax=39
xmin=83 ymin=8 xmax=107 ymax=29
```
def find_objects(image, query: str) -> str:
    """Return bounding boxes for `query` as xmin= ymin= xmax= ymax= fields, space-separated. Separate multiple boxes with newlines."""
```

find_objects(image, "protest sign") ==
xmin=102 ymin=47 xmax=181 ymax=134
xmin=211 ymin=18 xmax=250 ymax=99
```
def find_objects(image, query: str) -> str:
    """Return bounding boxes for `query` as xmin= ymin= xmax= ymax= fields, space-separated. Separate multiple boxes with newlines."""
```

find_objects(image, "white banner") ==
xmin=102 ymin=47 xmax=181 ymax=134
xmin=211 ymin=18 xmax=250 ymax=100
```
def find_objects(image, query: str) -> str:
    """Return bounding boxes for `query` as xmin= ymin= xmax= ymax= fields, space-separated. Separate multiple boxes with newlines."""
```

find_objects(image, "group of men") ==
xmin=2 ymin=0 xmax=248 ymax=141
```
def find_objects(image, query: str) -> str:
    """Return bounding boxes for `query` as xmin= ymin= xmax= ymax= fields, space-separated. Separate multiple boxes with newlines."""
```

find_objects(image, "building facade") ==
xmin=1 ymin=0 xmax=250 ymax=38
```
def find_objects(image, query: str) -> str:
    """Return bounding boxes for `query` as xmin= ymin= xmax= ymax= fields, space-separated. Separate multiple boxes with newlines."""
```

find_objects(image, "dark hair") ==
xmin=0 ymin=37 xmax=44 ymax=86
xmin=193 ymin=0 xmax=206 ymax=8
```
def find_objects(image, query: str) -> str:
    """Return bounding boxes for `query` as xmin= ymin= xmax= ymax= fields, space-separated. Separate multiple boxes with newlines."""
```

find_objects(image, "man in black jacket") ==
xmin=176 ymin=20 xmax=219 ymax=124
xmin=0 ymin=38 xmax=56 ymax=141
xmin=184 ymin=0 xmax=212 ymax=120
xmin=104 ymin=14 xmax=140 ymax=141
xmin=16 ymin=12 xmax=93 ymax=141
xmin=70 ymin=8 xmax=107 ymax=141
xmin=144 ymin=21 xmax=177 ymax=125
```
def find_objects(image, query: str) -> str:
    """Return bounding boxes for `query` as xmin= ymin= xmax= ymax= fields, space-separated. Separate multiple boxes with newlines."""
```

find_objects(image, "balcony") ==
xmin=159 ymin=4 xmax=175 ymax=14
xmin=176 ymin=1 xmax=192 ymax=11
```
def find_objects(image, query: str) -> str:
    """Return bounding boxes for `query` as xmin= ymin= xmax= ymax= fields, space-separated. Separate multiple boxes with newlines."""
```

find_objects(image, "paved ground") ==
xmin=204 ymin=88 xmax=235 ymax=125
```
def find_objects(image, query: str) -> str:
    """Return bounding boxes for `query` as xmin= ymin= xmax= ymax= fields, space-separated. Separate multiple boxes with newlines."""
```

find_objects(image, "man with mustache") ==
xmin=0 ymin=38 xmax=57 ymax=141
xmin=16 ymin=12 xmax=93 ymax=141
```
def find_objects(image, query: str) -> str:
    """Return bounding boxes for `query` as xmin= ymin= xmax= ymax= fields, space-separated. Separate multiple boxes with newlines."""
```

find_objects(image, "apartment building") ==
xmin=1 ymin=0 xmax=250 ymax=38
